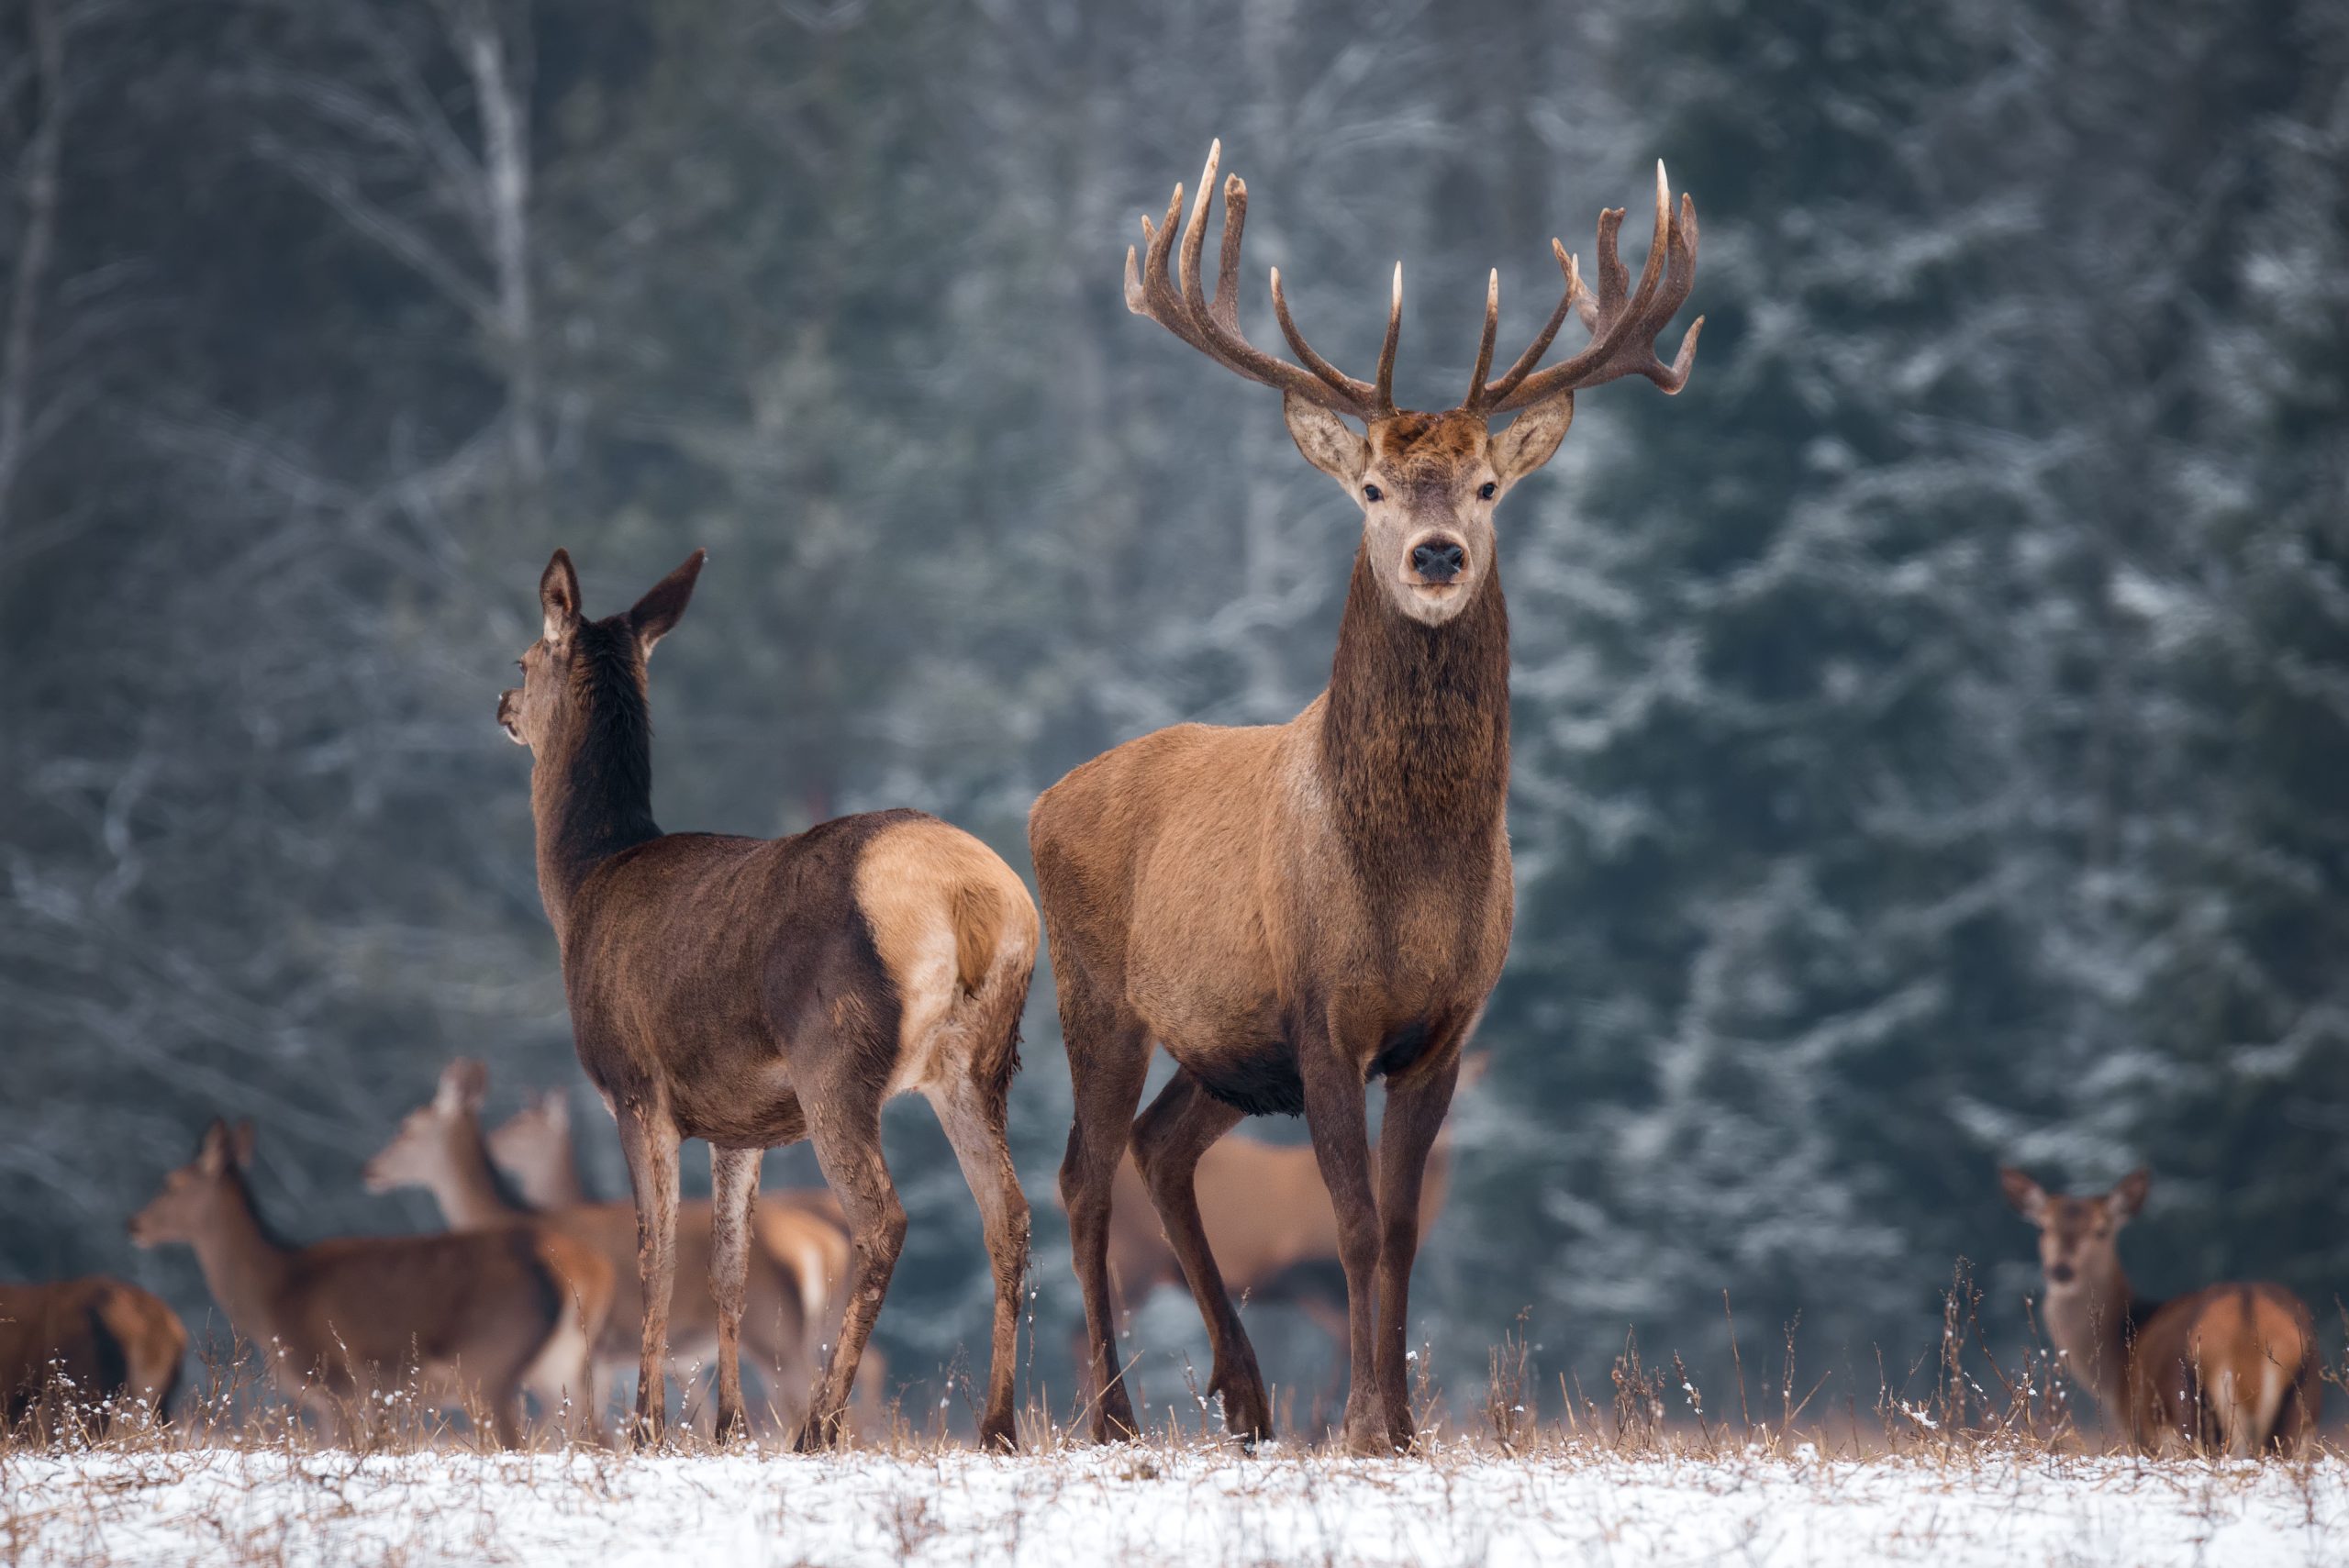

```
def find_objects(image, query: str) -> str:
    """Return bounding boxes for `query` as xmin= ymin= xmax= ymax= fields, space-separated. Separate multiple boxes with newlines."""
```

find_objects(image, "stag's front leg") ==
xmin=1297 ymin=1031 xmax=1388 ymax=1455
xmin=1373 ymin=1051 xmax=1460 ymax=1450
xmin=1131 ymin=1068 xmax=1268 ymax=1443
xmin=709 ymin=1144 xmax=761 ymax=1444
xmin=615 ymin=1098 xmax=681 ymax=1448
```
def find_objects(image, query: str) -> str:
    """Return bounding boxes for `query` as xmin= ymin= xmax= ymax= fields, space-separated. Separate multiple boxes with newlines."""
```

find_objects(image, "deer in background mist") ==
xmin=497 ymin=548 xmax=1037 ymax=1449
xmin=2 ymin=1277 xmax=185 ymax=1434
xmin=1032 ymin=141 xmax=1700 ymax=1453
xmin=2000 ymin=1167 xmax=2320 ymax=1455
xmin=365 ymin=1060 xmax=851 ymax=1433
xmin=130 ymin=1118 xmax=610 ymax=1446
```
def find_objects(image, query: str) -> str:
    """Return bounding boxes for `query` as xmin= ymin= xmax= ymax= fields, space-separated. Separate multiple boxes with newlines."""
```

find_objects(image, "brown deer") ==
xmin=1032 ymin=142 xmax=1698 ymax=1453
xmin=496 ymin=547 xmax=1036 ymax=1449
xmin=487 ymin=1089 xmax=592 ymax=1208
xmin=2 ymin=1277 xmax=186 ymax=1432
xmin=364 ymin=1059 xmax=843 ymax=1431
xmin=129 ymin=1118 xmax=611 ymax=1446
xmin=1095 ymin=1053 xmax=1491 ymax=1354
xmin=2000 ymin=1167 xmax=2321 ymax=1455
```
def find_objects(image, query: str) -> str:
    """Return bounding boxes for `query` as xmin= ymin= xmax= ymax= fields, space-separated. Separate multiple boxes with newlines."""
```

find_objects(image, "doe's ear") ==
xmin=1998 ymin=1166 xmax=2048 ymax=1224
xmin=540 ymin=550 xmax=583 ymax=645
xmin=437 ymin=1059 xmax=489 ymax=1114
xmin=1283 ymin=394 xmax=1369 ymax=490
xmin=196 ymin=1118 xmax=235 ymax=1175
xmin=1489 ymin=394 xmax=1575 ymax=484
xmin=2108 ymin=1167 xmax=2151 ymax=1224
xmin=628 ymin=549 xmax=707 ymax=659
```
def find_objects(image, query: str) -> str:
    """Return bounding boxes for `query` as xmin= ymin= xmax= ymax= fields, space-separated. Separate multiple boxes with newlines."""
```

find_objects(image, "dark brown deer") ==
xmin=2000 ymin=1167 xmax=2321 ymax=1455
xmin=364 ymin=1059 xmax=843 ymax=1431
xmin=1032 ymin=142 xmax=1698 ymax=1452
xmin=2 ymin=1277 xmax=186 ymax=1433
xmin=129 ymin=1119 xmax=611 ymax=1446
xmin=497 ymin=548 xmax=1037 ymax=1449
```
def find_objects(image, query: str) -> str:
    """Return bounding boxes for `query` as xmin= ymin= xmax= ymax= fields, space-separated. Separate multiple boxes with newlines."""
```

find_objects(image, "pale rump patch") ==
xmin=856 ymin=818 xmax=1038 ymax=1100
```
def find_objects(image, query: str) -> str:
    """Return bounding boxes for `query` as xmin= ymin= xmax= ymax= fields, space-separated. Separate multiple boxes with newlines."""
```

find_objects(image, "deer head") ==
xmin=128 ymin=1118 xmax=256 ymax=1247
xmin=2000 ymin=1166 xmax=2151 ymax=1297
xmin=495 ymin=548 xmax=707 ymax=751
xmin=362 ymin=1059 xmax=489 ymax=1194
xmin=1125 ymin=142 xmax=1700 ymax=628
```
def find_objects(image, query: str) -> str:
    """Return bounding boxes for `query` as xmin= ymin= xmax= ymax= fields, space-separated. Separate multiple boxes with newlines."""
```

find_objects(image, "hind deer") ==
xmin=486 ymin=1090 xmax=592 ymax=1209
xmin=1032 ymin=142 xmax=1699 ymax=1453
xmin=2 ymin=1277 xmax=186 ymax=1433
xmin=130 ymin=1118 xmax=611 ymax=1446
xmin=364 ymin=1060 xmax=845 ymax=1432
xmin=2000 ymin=1167 xmax=2321 ymax=1455
xmin=497 ymin=547 xmax=1037 ymax=1449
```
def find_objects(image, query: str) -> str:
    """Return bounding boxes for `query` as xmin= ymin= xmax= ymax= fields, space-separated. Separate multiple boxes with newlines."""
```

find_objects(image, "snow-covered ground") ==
xmin=6 ymin=1443 xmax=2345 ymax=1567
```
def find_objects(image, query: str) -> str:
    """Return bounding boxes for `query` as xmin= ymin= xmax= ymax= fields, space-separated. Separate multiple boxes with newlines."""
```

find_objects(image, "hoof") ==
xmin=977 ymin=1417 xmax=1019 ymax=1453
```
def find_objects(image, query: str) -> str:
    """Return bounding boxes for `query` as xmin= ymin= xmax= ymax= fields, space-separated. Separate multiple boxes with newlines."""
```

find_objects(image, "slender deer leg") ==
xmin=615 ymin=1098 xmax=681 ymax=1448
xmin=709 ymin=1144 xmax=761 ymax=1444
xmin=1297 ymin=1031 xmax=1386 ymax=1455
xmin=927 ymin=1075 xmax=1033 ymax=1451
xmin=796 ymin=1087 xmax=904 ymax=1451
xmin=1130 ymin=1068 xmax=1269 ymax=1443
xmin=1372 ymin=1051 xmax=1460 ymax=1449
xmin=1056 ymin=979 xmax=1152 ymax=1441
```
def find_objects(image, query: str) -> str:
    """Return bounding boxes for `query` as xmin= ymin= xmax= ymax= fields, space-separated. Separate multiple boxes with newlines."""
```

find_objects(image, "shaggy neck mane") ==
xmin=533 ymin=623 xmax=662 ymax=930
xmin=1319 ymin=544 xmax=1511 ymax=884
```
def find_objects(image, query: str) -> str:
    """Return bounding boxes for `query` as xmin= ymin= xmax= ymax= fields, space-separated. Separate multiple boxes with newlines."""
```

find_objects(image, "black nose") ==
xmin=2048 ymin=1262 xmax=2076 ymax=1284
xmin=1412 ymin=540 xmax=1465 ymax=583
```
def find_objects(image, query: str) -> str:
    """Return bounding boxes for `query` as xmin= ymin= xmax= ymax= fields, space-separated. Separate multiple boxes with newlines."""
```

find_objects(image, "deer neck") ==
xmin=184 ymin=1172 xmax=295 ymax=1344
xmin=531 ymin=645 xmax=661 ymax=940
xmin=2042 ymin=1265 xmax=2135 ymax=1413
xmin=1319 ymin=545 xmax=1511 ymax=882
xmin=421 ymin=1121 xmax=529 ymax=1229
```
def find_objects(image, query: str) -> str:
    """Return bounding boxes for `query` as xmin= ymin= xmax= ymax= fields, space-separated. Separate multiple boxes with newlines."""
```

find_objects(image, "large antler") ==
xmin=1125 ymin=141 xmax=1399 ymax=417
xmin=1466 ymin=161 xmax=1703 ymax=414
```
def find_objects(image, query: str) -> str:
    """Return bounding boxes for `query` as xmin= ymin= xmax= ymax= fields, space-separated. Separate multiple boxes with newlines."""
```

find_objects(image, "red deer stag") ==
xmin=1095 ymin=1053 xmax=1491 ymax=1357
xmin=2000 ymin=1167 xmax=2321 ymax=1454
xmin=2 ymin=1277 xmax=186 ymax=1433
xmin=1032 ymin=143 xmax=1699 ymax=1452
xmin=129 ymin=1119 xmax=611 ymax=1446
xmin=496 ymin=548 xmax=1036 ymax=1449
xmin=364 ymin=1060 xmax=846 ymax=1431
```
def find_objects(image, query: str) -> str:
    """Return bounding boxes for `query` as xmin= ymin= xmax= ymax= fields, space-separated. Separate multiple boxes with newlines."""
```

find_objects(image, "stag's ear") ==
xmin=437 ymin=1059 xmax=488 ymax=1113
xmin=1489 ymin=395 xmax=1575 ymax=484
xmin=1283 ymin=394 xmax=1369 ymax=490
xmin=540 ymin=550 xmax=583 ymax=645
xmin=1998 ymin=1167 xmax=2048 ymax=1224
xmin=627 ymin=549 xmax=706 ymax=660
xmin=2108 ymin=1167 xmax=2151 ymax=1224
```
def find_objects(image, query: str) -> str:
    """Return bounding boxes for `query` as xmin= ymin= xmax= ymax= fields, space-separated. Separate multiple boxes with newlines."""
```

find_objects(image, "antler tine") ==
xmin=1464 ymin=269 xmax=1499 ymax=407
xmin=1480 ymin=161 xmax=1704 ymax=413
xmin=1372 ymin=263 xmax=1402 ymax=415
xmin=1473 ymin=241 xmax=1584 ymax=409
xmin=1125 ymin=142 xmax=1381 ymax=417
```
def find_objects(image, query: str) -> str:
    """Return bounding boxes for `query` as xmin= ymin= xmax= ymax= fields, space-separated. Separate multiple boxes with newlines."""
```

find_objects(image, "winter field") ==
xmin=6 ymin=1437 xmax=2346 ymax=1568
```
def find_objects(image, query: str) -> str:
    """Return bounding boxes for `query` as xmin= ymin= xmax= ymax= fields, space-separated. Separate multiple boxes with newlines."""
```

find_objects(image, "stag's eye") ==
xmin=1478 ymin=481 xmax=1498 ymax=501
xmin=1363 ymin=484 xmax=1383 ymax=503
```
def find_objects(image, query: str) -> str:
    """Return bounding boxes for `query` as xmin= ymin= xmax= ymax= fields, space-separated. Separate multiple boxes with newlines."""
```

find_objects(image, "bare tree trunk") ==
xmin=0 ymin=0 xmax=65 ymax=546
xmin=449 ymin=0 xmax=541 ymax=519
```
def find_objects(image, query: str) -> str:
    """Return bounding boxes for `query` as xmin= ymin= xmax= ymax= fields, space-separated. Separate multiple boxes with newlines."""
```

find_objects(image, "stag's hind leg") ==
xmin=1131 ymin=1067 xmax=1269 ymax=1443
xmin=927 ymin=1073 xmax=1031 ymax=1451
xmin=1055 ymin=973 xmax=1152 ymax=1441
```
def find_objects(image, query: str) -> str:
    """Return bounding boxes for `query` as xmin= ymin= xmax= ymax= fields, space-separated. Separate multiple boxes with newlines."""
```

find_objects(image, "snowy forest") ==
xmin=3 ymin=0 xmax=2345 ymax=1413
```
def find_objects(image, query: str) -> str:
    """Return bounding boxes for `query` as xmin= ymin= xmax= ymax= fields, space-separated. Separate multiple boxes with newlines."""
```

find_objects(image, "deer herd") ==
xmin=5 ymin=146 xmax=2324 ymax=1460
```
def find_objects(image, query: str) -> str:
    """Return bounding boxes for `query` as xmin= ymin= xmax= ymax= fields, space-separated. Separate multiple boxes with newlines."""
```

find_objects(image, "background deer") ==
xmin=365 ymin=1059 xmax=847 ymax=1432
xmin=2000 ymin=1167 xmax=2320 ymax=1455
xmin=497 ymin=548 xmax=1037 ymax=1448
xmin=2 ymin=1277 xmax=185 ymax=1434
xmin=130 ymin=1118 xmax=611 ymax=1447
xmin=487 ymin=1090 xmax=592 ymax=1209
xmin=1032 ymin=142 xmax=1698 ymax=1453
xmin=1094 ymin=1053 xmax=1491 ymax=1361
